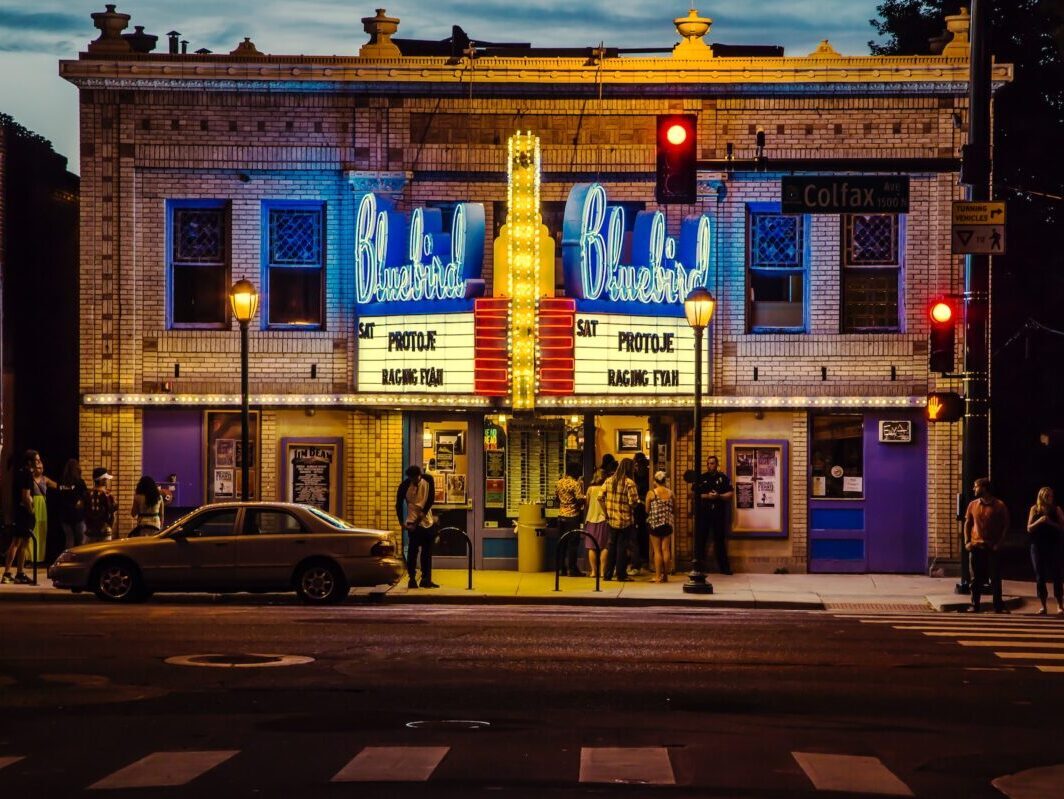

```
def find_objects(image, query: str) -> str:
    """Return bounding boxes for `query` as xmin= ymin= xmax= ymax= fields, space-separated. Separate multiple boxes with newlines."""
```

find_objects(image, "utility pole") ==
xmin=959 ymin=0 xmax=992 ymax=591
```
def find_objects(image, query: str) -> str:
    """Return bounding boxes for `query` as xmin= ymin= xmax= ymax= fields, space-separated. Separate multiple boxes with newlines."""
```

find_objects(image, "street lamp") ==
xmin=229 ymin=279 xmax=259 ymax=501
xmin=682 ymin=286 xmax=716 ymax=595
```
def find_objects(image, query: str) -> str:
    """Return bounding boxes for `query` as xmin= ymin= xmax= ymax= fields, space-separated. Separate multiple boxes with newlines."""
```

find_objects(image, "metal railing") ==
xmin=554 ymin=527 xmax=602 ymax=593
xmin=436 ymin=526 xmax=474 ymax=590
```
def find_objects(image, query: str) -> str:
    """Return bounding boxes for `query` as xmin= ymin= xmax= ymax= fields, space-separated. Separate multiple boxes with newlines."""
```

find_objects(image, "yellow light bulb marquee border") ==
xmin=506 ymin=131 xmax=542 ymax=411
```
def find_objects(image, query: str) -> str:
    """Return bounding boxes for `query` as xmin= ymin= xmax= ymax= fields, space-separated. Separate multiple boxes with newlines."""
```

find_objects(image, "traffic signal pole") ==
xmin=959 ymin=0 xmax=992 ymax=591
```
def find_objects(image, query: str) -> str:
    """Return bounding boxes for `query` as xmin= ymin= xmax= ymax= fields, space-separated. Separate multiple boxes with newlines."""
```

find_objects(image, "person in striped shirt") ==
xmin=600 ymin=458 xmax=640 ymax=582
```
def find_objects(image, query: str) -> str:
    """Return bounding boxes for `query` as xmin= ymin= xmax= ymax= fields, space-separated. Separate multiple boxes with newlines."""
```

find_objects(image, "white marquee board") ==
xmin=356 ymin=313 xmax=475 ymax=393
xmin=573 ymin=313 xmax=696 ymax=395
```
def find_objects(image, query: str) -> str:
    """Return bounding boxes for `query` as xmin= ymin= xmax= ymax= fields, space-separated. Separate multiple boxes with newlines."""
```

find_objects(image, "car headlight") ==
xmin=370 ymin=539 xmax=396 ymax=557
xmin=53 ymin=551 xmax=81 ymax=565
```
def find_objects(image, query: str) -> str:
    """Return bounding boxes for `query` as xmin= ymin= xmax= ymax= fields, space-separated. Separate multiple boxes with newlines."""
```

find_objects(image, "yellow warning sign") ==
xmin=952 ymin=201 xmax=1006 ymax=225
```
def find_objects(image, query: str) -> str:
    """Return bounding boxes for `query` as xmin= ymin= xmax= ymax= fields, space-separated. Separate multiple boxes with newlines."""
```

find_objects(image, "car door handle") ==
xmin=293 ymin=539 xmax=307 ymax=545
xmin=214 ymin=542 xmax=228 ymax=547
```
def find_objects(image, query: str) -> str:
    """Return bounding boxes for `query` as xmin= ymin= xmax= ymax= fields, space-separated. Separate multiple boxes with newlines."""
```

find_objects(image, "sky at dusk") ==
xmin=0 ymin=1 xmax=890 ymax=173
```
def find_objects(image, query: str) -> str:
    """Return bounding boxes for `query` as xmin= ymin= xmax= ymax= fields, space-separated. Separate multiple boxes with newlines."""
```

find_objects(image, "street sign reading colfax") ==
xmin=951 ymin=201 xmax=1006 ymax=255
xmin=781 ymin=176 xmax=909 ymax=214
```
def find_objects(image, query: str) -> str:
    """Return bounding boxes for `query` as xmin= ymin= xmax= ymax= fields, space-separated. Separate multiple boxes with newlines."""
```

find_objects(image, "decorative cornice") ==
xmin=60 ymin=56 xmax=1013 ymax=95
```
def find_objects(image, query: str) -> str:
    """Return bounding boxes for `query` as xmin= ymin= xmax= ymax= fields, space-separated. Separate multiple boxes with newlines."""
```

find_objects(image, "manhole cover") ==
xmin=405 ymin=719 xmax=491 ymax=730
xmin=165 ymin=653 xmax=315 ymax=668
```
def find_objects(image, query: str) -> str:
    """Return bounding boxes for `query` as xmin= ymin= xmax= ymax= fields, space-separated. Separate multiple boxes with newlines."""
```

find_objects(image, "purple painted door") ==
xmin=809 ymin=411 xmax=927 ymax=574
xmin=864 ymin=411 xmax=927 ymax=572
xmin=142 ymin=410 xmax=204 ymax=509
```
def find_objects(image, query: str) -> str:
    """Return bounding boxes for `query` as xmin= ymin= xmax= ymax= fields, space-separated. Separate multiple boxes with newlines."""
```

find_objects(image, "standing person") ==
xmin=646 ymin=470 xmax=675 ymax=583
xmin=964 ymin=477 xmax=1011 ymax=613
xmin=130 ymin=475 xmax=165 ymax=537
xmin=582 ymin=470 xmax=609 ymax=579
xmin=1026 ymin=486 xmax=1064 ymax=616
xmin=555 ymin=461 xmax=586 ymax=576
xmin=601 ymin=457 xmax=639 ymax=582
xmin=698 ymin=455 xmax=734 ymax=575
xmin=57 ymin=459 xmax=88 ymax=551
xmin=84 ymin=468 xmax=117 ymax=542
xmin=395 ymin=465 xmax=438 ymax=589
xmin=26 ymin=451 xmax=56 ymax=565
xmin=2 ymin=450 xmax=47 ymax=584
xmin=631 ymin=452 xmax=651 ymax=573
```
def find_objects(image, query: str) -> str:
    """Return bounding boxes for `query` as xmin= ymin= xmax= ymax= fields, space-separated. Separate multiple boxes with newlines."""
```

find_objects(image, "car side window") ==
xmin=244 ymin=510 xmax=307 ymax=536
xmin=183 ymin=509 xmax=239 ymax=538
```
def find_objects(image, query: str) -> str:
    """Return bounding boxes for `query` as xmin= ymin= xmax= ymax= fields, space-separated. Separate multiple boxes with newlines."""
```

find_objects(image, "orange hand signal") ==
xmin=928 ymin=395 xmax=942 ymax=420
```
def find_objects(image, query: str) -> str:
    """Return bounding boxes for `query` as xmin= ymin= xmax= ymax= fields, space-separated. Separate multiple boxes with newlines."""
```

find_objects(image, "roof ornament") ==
xmin=360 ymin=8 xmax=402 ymax=59
xmin=939 ymin=7 xmax=971 ymax=56
xmin=807 ymin=39 xmax=841 ymax=59
xmin=88 ymin=4 xmax=132 ymax=54
xmin=230 ymin=37 xmax=263 ymax=57
xmin=672 ymin=8 xmax=713 ymax=59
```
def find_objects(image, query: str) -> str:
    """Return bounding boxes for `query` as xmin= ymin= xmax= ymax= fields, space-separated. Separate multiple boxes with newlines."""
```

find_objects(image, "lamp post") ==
xmin=229 ymin=279 xmax=259 ymax=501
xmin=682 ymin=286 xmax=716 ymax=595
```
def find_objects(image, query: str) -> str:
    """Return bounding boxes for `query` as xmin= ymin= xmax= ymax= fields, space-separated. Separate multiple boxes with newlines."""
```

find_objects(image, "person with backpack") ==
xmin=84 ymin=468 xmax=117 ymax=542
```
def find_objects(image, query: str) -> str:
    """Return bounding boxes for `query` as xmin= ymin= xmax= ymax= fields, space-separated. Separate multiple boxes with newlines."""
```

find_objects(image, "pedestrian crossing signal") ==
xmin=926 ymin=391 xmax=963 ymax=423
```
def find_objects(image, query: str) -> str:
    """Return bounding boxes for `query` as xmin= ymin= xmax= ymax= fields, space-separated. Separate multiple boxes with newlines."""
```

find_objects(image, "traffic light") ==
xmin=928 ymin=296 xmax=959 ymax=374
xmin=656 ymin=115 xmax=697 ymax=204
xmin=926 ymin=391 xmax=964 ymax=423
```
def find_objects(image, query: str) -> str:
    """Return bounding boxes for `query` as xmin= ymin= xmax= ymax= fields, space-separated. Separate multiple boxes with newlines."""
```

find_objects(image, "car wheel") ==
xmin=92 ymin=559 xmax=146 ymax=603
xmin=296 ymin=561 xmax=349 ymax=605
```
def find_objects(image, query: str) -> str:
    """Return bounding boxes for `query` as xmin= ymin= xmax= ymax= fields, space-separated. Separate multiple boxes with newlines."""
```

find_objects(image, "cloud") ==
xmin=0 ymin=9 xmax=84 ymax=35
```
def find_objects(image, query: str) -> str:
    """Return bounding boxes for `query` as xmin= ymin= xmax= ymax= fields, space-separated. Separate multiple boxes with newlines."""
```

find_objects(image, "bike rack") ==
xmin=437 ymin=526 xmax=474 ymax=590
xmin=31 ymin=535 xmax=38 ymax=585
xmin=554 ymin=527 xmax=602 ymax=593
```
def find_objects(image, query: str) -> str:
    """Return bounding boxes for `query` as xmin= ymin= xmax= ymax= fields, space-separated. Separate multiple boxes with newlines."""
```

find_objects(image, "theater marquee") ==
xmin=356 ymin=313 xmax=475 ymax=393
xmin=573 ymin=313 xmax=695 ymax=394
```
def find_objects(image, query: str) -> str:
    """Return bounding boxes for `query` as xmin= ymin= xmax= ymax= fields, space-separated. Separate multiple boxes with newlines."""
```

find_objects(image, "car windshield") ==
xmin=305 ymin=506 xmax=355 ymax=530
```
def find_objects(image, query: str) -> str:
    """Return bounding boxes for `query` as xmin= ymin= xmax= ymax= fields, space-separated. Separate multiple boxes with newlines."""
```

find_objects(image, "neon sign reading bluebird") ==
xmin=561 ymin=183 xmax=711 ymax=316
xmin=354 ymin=193 xmax=485 ymax=314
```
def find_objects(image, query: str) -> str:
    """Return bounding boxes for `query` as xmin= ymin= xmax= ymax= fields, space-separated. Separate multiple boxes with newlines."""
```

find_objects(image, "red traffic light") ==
xmin=929 ymin=301 xmax=953 ymax=325
xmin=665 ymin=124 xmax=688 ymax=146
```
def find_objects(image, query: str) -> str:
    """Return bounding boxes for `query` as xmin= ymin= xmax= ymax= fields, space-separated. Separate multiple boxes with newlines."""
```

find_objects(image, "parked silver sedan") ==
xmin=48 ymin=502 xmax=403 ymax=604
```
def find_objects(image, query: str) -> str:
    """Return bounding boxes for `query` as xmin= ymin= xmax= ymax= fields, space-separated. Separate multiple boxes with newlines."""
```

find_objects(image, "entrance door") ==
xmin=408 ymin=415 xmax=479 ymax=570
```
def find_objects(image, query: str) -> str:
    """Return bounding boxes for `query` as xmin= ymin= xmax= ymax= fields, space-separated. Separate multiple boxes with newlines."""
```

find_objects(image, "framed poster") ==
xmin=726 ymin=439 xmax=789 ymax=537
xmin=616 ymin=429 xmax=643 ymax=453
xmin=878 ymin=420 xmax=912 ymax=443
xmin=281 ymin=437 xmax=343 ymax=516
xmin=205 ymin=410 xmax=260 ymax=503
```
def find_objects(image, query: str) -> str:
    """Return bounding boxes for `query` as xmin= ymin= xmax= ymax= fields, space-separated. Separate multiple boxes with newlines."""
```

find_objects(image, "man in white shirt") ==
xmin=395 ymin=465 xmax=438 ymax=588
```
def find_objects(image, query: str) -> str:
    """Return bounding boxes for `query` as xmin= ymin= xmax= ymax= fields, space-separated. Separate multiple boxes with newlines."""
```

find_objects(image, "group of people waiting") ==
xmin=555 ymin=452 xmax=677 ymax=583
xmin=2 ymin=448 xmax=171 ymax=585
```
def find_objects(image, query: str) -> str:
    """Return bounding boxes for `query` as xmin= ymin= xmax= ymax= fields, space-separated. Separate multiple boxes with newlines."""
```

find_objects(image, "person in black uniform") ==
xmin=631 ymin=452 xmax=651 ymax=572
xmin=698 ymin=455 xmax=734 ymax=575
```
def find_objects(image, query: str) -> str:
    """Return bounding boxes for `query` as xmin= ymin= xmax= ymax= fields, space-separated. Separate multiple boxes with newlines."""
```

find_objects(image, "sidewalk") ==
xmin=0 ymin=569 xmax=1035 ymax=612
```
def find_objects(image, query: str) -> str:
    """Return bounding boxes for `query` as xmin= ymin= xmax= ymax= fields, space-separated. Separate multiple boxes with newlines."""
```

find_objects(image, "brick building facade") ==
xmin=60 ymin=6 xmax=1011 ymax=573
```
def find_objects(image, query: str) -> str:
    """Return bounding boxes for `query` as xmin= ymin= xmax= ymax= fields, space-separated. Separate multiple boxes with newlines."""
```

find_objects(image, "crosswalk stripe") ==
xmin=792 ymin=752 xmax=912 ymax=796
xmin=957 ymin=640 xmax=1064 ymax=649
xmin=88 ymin=751 xmax=238 ymax=790
xmin=892 ymin=625 xmax=1058 ymax=632
xmin=0 ymin=756 xmax=25 ymax=772
xmin=331 ymin=746 xmax=450 ymax=782
xmin=579 ymin=747 xmax=676 ymax=785
xmin=994 ymin=652 xmax=1064 ymax=660
xmin=1036 ymin=666 xmax=1064 ymax=673
xmin=922 ymin=631 xmax=1064 ymax=639
xmin=853 ymin=618 xmax=1056 ymax=626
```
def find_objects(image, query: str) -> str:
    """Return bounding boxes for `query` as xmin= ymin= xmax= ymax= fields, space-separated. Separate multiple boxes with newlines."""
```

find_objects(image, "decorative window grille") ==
xmin=264 ymin=203 xmax=325 ymax=328
xmin=842 ymin=214 xmax=903 ymax=332
xmin=168 ymin=201 xmax=229 ymax=328
xmin=747 ymin=209 xmax=807 ymax=332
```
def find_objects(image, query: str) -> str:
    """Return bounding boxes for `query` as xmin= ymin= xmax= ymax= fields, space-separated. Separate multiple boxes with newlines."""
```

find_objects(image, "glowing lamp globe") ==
xmin=229 ymin=279 xmax=259 ymax=324
xmin=684 ymin=287 xmax=716 ymax=331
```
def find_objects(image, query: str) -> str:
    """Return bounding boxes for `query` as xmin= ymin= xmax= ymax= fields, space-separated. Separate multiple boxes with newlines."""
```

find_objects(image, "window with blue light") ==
xmin=747 ymin=207 xmax=807 ymax=332
xmin=842 ymin=214 xmax=904 ymax=332
xmin=168 ymin=200 xmax=229 ymax=328
xmin=263 ymin=202 xmax=325 ymax=328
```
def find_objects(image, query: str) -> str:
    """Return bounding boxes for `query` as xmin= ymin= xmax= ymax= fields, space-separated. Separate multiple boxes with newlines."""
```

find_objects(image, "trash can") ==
xmin=516 ymin=503 xmax=547 ymax=573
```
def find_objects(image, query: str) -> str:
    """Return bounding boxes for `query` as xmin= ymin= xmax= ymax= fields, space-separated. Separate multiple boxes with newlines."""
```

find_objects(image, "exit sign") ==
xmin=781 ymin=176 xmax=910 ymax=214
